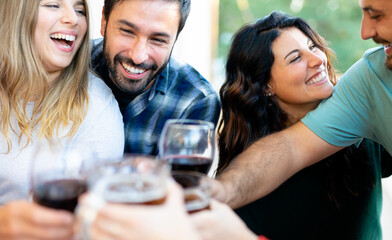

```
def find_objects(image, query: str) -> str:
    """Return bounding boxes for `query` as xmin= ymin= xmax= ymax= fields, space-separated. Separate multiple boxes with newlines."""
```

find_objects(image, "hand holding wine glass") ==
xmin=0 ymin=200 xmax=74 ymax=240
xmin=31 ymin=140 xmax=89 ymax=213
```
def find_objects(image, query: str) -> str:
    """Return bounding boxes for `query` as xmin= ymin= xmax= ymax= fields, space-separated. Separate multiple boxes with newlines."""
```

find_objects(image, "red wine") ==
xmin=165 ymin=155 xmax=212 ymax=174
xmin=33 ymin=179 xmax=87 ymax=213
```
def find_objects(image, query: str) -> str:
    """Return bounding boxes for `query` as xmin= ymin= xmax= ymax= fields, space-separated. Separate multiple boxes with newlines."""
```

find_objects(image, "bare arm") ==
xmin=216 ymin=122 xmax=343 ymax=209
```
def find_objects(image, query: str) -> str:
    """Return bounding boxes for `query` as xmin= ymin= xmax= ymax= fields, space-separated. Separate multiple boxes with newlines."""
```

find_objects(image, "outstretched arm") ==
xmin=216 ymin=122 xmax=343 ymax=208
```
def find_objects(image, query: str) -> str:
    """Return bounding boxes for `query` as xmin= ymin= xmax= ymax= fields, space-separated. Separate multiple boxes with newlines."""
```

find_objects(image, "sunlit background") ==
xmin=88 ymin=0 xmax=390 ymax=237
xmin=218 ymin=0 xmax=377 ymax=72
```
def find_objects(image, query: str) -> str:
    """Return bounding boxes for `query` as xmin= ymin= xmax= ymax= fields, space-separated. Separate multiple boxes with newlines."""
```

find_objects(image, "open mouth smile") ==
xmin=50 ymin=33 xmax=76 ymax=51
xmin=121 ymin=61 xmax=147 ymax=75
xmin=306 ymin=71 xmax=327 ymax=85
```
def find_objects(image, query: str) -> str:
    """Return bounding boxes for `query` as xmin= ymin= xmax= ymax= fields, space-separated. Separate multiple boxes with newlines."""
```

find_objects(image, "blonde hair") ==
xmin=0 ymin=0 xmax=91 ymax=153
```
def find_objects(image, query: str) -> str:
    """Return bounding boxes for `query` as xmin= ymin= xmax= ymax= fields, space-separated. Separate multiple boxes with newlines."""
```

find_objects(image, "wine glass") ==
xmin=158 ymin=119 xmax=215 ymax=174
xmin=86 ymin=154 xmax=171 ymax=205
xmin=30 ymin=140 xmax=91 ymax=213
xmin=74 ymin=154 xmax=171 ymax=240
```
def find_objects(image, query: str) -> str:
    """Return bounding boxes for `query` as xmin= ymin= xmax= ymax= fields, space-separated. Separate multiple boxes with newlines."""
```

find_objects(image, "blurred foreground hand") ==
xmin=75 ymin=181 xmax=201 ymax=240
xmin=190 ymin=199 xmax=259 ymax=240
xmin=0 ymin=200 xmax=74 ymax=240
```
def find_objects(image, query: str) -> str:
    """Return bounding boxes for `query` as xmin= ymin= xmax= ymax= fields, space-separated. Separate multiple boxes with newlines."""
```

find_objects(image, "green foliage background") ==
xmin=218 ymin=0 xmax=378 ymax=73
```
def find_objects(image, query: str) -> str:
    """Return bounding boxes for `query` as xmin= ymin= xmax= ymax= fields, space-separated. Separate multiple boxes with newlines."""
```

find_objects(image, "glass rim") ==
xmin=163 ymin=119 xmax=215 ymax=129
xmin=90 ymin=154 xmax=167 ymax=169
xmin=92 ymin=173 xmax=167 ymax=203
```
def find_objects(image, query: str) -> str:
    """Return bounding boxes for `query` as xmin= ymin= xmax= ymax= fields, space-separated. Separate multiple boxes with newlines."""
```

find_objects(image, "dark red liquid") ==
xmin=33 ymin=179 xmax=87 ymax=213
xmin=166 ymin=156 xmax=212 ymax=174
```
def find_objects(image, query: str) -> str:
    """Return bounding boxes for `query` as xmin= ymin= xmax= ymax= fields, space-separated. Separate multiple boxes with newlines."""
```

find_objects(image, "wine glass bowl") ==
xmin=159 ymin=119 xmax=215 ymax=174
xmin=31 ymin=140 xmax=89 ymax=212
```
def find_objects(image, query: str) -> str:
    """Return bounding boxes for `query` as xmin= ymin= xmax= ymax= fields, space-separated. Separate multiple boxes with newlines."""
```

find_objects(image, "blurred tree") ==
xmin=218 ymin=0 xmax=377 ymax=73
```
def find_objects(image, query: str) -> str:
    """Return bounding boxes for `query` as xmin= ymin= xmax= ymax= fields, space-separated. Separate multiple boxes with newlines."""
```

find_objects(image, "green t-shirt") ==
xmin=302 ymin=47 xmax=392 ymax=155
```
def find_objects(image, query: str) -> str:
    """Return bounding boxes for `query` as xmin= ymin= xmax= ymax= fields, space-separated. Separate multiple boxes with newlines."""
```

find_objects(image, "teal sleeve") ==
xmin=301 ymin=56 xmax=374 ymax=147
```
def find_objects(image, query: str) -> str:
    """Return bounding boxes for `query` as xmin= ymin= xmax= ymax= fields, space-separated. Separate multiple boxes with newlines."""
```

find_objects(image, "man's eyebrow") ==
xmin=117 ymin=19 xmax=171 ymax=38
xmin=118 ymin=19 xmax=139 ymax=30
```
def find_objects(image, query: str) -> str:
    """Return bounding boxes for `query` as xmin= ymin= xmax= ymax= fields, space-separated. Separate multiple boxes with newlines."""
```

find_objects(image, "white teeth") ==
xmin=306 ymin=71 xmax=326 ymax=85
xmin=50 ymin=33 xmax=76 ymax=42
xmin=122 ymin=62 xmax=145 ymax=74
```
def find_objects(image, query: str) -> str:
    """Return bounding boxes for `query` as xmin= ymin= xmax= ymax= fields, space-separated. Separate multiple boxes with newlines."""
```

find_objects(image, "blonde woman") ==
xmin=0 ymin=0 xmax=124 ymax=239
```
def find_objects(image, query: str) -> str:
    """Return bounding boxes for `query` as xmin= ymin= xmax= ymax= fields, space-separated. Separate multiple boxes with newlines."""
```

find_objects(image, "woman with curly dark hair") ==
xmin=217 ymin=11 xmax=391 ymax=240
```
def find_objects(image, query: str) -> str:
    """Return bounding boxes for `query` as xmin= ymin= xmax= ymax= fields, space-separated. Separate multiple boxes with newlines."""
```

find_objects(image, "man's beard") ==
xmin=102 ymin=36 xmax=169 ymax=96
xmin=385 ymin=55 xmax=392 ymax=70
xmin=372 ymin=36 xmax=392 ymax=70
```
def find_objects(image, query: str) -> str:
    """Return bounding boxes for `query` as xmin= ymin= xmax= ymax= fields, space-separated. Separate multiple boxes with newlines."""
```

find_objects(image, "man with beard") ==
xmin=213 ymin=0 xmax=392 ymax=210
xmin=91 ymin=0 xmax=221 ymax=155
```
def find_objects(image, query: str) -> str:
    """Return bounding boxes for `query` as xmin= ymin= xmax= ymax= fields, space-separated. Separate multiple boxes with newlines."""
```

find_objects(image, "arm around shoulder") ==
xmin=216 ymin=122 xmax=342 ymax=208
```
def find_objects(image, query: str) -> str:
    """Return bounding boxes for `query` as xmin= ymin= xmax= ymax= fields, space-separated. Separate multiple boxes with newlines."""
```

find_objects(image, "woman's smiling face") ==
xmin=34 ymin=0 xmax=87 ymax=81
xmin=268 ymin=27 xmax=334 ymax=111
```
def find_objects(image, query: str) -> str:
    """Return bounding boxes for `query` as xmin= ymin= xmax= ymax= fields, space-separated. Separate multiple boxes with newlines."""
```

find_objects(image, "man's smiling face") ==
xmin=101 ymin=0 xmax=180 ymax=95
xmin=359 ymin=0 xmax=392 ymax=69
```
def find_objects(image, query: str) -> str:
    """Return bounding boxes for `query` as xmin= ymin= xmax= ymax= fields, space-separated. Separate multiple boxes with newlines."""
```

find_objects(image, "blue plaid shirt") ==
xmin=91 ymin=39 xmax=221 ymax=155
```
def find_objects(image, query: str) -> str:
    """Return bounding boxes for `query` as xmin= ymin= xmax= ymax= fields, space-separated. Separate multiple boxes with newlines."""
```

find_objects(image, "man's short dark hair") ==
xmin=103 ymin=0 xmax=191 ymax=35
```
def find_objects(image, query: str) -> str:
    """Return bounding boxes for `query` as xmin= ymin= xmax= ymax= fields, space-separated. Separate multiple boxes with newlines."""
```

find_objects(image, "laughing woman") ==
xmin=0 ymin=0 xmax=124 ymax=239
xmin=217 ymin=11 xmax=391 ymax=240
